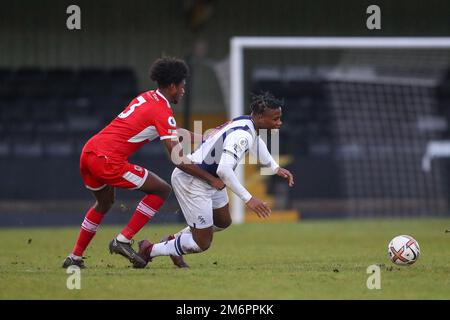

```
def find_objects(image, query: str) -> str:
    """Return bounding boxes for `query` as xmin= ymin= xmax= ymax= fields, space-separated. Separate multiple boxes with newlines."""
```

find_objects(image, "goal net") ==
xmin=229 ymin=37 xmax=450 ymax=222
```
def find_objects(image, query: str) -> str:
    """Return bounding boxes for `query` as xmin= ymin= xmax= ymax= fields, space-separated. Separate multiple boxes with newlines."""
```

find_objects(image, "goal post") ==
xmin=229 ymin=36 xmax=450 ymax=224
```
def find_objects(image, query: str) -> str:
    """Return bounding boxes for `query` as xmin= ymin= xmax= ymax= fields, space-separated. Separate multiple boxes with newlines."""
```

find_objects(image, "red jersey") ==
xmin=83 ymin=90 xmax=178 ymax=161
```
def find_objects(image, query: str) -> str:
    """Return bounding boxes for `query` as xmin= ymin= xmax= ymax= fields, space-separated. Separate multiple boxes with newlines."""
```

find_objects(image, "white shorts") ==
xmin=171 ymin=167 xmax=229 ymax=229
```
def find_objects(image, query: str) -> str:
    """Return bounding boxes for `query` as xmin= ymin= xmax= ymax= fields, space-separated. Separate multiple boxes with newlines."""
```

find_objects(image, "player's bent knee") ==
xmin=215 ymin=219 xmax=231 ymax=229
xmin=192 ymin=232 xmax=213 ymax=251
xmin=196 ymin=240 xmax=211 ymax=252
xmin=196 ymin=236 xmax=212 ymax=251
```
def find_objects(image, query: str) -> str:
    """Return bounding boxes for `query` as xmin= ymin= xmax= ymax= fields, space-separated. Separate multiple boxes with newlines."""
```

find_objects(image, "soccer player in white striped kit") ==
xmin=135 ymin=92 xmax=294 ymax=268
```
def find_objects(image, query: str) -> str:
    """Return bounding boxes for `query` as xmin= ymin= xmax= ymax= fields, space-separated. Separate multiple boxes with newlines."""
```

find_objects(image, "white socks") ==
xmin=174 ymin=225 xmax=224 ymax=237
xmin=151 ymin=233 xmax=201 ymax=257
xmin=174 ymin=226 xmax=191 ymax=238
xmin=116 ymin=233 xmax=131 ymax=243
xmin=150 ymin=225 xmax=225 ymax=258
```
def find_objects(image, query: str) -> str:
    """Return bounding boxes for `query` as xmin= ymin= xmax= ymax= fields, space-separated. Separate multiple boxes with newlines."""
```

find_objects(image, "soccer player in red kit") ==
xmin=62 ymin=57 xmax=224 ymax=269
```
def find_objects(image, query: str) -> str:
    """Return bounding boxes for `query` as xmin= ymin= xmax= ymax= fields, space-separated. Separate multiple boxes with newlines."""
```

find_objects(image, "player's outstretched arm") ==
xmin=250 ymin=136 xmax=280 ymax=173
xmin=246 ymin=197 xmax=272 ymax=218
xmin=162 ymin=138 xmax=225 ymax=190
xmin=251 ymin=136 xmax=294 ymax=187
xmin=275 ymin=167 xmax=294 ymax=187
xmin=216 ymin=153 xmax=271 ymax=218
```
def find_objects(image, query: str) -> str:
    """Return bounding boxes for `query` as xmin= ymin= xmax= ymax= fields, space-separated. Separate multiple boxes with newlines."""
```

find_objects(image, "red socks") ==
xmin=72 ymin=207 xmax=105 ymax=257
xmin=71 ymin=194 xmax=164 ymax=256
xmin=119 ymin=194 xmax=164 ymax=240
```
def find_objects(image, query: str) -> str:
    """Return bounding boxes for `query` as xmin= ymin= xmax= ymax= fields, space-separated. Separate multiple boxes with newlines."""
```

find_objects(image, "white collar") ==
xmin=156 ymin=89 xmax=171 ymax=108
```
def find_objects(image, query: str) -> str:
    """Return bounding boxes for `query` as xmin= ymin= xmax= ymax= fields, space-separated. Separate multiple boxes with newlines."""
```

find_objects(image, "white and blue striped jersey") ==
xmin=188 ymin=116 xmax=258 ymax=177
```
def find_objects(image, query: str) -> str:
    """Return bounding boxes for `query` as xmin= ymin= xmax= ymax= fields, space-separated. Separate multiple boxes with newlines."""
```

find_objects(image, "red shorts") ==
xmin=80 ymin=151 xmax=148 ymax=191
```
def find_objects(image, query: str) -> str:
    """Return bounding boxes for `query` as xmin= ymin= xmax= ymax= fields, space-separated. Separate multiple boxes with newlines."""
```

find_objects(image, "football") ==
xmin=388 ymin=235 xmax=420 ymax=265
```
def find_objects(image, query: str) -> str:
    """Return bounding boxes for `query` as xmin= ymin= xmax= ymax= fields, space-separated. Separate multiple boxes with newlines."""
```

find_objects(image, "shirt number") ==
xmin=118 ymin=96 xmax=146 ymax=119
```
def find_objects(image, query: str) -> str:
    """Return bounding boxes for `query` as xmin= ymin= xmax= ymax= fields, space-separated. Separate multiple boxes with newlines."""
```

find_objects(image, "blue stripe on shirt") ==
xmin=199 ymin=125 xmax=251 ymax=177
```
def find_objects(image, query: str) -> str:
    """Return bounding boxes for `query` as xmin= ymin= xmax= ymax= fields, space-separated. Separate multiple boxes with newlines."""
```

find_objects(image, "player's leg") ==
xmin=212 ymin=204 xmax=232 ymax=231
xmin=169 ymin=189 xmax=230 ymax=237
xmin=161 ymin=201 xmax=230 ymax=261
xmin=137 ymin=226 xmax=213 ymax=268
xmin=169 ymin=168 xmax=214 ymax=253
xmin=165 ymin=210 xmax=230 ymax=240
xmin=168 ymin=206 xmax=230 ymax=265
xmin=169 ymin=191 xmax=229 ymax=251
xmin=161 ymin=190 xmax=230 ymax=267
xmin=63 ymin=185 xmax=115 ymax=268
xmin=109 ymin=168 xmax=171 ymax=268
xmin=135 ymin=168 xmax=214 ymax=267
xmin=212 ymin=188 xmax=231 ymax=231
xmin=114 ymin=170 xmax=171 ymax=243
xmin=159 ymin=232 xmax=191 ymax=268
xmin=63 ymin=152 xmax=115 ymax=268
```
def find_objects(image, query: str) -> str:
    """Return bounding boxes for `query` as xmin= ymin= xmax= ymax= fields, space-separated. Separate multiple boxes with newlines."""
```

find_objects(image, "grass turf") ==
xmin=0 ymin=218 xmax=449 ymax=299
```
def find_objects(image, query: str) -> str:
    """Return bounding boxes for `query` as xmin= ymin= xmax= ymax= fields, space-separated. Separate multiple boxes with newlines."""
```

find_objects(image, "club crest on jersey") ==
xmin=168 ymin=116 xmax=177 ymax=127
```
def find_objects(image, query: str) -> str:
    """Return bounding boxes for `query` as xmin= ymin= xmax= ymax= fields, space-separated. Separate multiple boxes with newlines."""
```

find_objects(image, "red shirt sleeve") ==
xmin=155 ymin=109 xmax=178 ymax=140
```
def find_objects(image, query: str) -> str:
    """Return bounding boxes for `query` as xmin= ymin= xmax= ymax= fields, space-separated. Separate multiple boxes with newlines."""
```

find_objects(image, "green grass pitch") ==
xmin=0 ymin=218 xmax=449 ymax=299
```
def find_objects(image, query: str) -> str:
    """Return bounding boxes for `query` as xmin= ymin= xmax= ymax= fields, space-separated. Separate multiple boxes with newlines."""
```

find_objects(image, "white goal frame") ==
xmin=229 ymin=36 xmax=450 ymax=224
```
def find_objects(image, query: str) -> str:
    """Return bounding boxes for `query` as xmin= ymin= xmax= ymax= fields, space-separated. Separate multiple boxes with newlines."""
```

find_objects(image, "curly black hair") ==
xmin=250 ymin=92 xmax=284 ymax=115
xmin=149 ymin=57 xmax=189 ymax=88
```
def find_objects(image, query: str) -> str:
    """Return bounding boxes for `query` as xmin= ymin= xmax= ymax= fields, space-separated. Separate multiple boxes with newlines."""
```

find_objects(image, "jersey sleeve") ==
xmin=249 ymin=136 xmax=280 ymax=173
xmin=218 ymin=130 xmax=254 ymax=203
xmin=222 ymin=130 xmax=254 ymax=165
xmin=154 ymin=110 xmax=178 ymax=140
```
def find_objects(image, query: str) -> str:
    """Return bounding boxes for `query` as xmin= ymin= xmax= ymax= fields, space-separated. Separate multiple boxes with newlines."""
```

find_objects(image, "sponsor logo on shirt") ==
xmin=168 ymin=116 xmax=177 ymax=127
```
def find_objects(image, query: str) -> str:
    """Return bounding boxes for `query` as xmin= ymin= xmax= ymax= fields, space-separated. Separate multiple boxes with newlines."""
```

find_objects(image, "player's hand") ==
xmin=209 ymin=177 xmax=226 ymax=190
xmin=245 ymin=197 xmax=271 ymax=218
xmin=276 ymin=167 xmax=294 ymax=187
